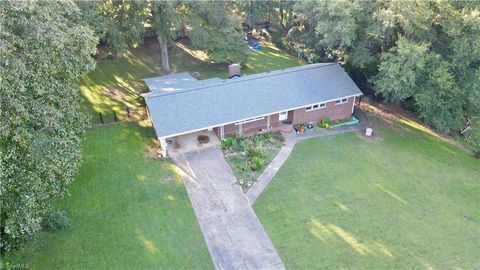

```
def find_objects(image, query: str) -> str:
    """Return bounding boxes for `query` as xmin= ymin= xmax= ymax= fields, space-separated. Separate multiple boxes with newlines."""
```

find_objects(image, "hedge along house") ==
xmin=143 ymin=63 xmax=363 ymax=156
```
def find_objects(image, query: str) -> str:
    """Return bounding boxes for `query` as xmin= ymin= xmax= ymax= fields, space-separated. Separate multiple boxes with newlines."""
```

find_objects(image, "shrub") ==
xmin=41 ymin=210 xmax=72 ymax=232
xmin=239 ymin=161 xmax=251 ymax=172
xmin=253 ymin=135 xmax=265 ymax=147
xmin=221 ymin=136 xmax=237 ymax=150
xmin=249 ymin=156 xmax=264 ymax=171
xmin=248 ymin=147 xmax=266 ymax=159
xmin=320 ymin=118 xmax=331 ymax=128
xmin=272 ymin=131 xmax=285 ymax=143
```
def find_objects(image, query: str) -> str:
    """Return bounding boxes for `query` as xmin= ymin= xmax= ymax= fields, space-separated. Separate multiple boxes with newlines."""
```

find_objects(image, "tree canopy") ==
xmin=186 ymin=1 xmax=248 ymax=63
xmin=80 ymin=0 xmax=248 ymax=68
xmin=0 ymin=0 xmax=97 ymax=251
xmin=78 ymin=0 xmax=149 ymax=55
xmin=288 ymin=0 xmax=479 ymax=134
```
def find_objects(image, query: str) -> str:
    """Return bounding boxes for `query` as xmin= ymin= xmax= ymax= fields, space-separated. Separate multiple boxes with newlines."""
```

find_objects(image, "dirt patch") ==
xmin=360 ymin=96 xmax=419 ymax=122
xmin=145 ymin=138 xmax=162 ymax=159
xmin=356 ymin=130 xmax=382 ymax=142
xmin=102 ymin=87 xmax=128 ymax=99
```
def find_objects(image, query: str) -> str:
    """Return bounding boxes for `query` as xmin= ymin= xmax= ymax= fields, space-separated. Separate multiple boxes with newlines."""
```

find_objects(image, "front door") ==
xmin=279 ymin=111 xmax=288 ymax=121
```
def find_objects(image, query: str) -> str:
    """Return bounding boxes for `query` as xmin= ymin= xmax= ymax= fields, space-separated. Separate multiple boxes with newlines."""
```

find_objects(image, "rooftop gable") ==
xmin=144 ymin=63 xmax=363 ymax=138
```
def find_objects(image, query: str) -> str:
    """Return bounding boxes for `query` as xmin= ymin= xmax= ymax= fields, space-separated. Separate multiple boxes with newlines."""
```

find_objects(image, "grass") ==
xmin=81 ymin=39 xmax=303 ymax=124
xmin=254 ymin=115 xmax=480 ymax=269
xmin=80 ymin=52 xmax=158 ymax=124
xmin=4 ymin=38 xmax=303 ymax=268
xmin=4 ymin=123 xmax=212 ymax=269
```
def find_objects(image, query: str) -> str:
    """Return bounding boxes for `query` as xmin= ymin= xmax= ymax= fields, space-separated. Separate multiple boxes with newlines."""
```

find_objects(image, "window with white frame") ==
xmin=306 ymin=102 xmax=326 ymax=112
xmin=335 ymin=98 xmax=348 ymax=105
xmin=234 ymin=116 xmax=265 ymax=125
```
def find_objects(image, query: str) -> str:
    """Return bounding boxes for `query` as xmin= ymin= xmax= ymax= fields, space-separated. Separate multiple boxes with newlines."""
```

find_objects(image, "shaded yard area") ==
xmin=81 ymin=39 xmax=303 ymax=124
xmin=80 ymin=52 xmax=158 ymax=123
xmin=254 ymin=116 xmax=480 ymax=269
xmin=4 ymin=123 xmax=212 ymax=269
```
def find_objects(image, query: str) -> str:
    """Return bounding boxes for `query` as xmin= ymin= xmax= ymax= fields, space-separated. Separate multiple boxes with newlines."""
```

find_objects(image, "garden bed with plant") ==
xmin=221 ymin=132 xmax=285 ymax=192
xmin=293 ymin=117 xmax=360 ymax=134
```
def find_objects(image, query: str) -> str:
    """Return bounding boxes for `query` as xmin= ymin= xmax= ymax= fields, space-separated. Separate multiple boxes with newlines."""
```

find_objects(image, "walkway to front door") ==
xmin=170 ymin=147 xmax=285 ymax=270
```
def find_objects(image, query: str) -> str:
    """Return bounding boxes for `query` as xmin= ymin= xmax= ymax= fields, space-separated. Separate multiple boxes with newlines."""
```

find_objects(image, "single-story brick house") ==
xmin=143 ymin=63 xmax=363 ymax=156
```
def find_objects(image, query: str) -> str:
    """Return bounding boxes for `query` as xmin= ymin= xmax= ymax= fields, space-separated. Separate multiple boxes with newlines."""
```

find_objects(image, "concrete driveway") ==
xmin=171 ymin=147 xmax=284 ymax=270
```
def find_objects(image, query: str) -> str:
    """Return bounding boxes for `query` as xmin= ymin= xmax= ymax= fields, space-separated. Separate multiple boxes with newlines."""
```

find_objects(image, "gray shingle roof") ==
xmin=143 ymin=72 xmax=223 ymax=96
xmin=144 ymin=63 xmax=363 ymax=138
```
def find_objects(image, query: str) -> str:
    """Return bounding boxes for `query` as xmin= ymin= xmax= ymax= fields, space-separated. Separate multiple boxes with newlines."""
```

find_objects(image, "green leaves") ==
xmin=0 ymin=0 xmax=96 ymax=251
xmin=78 ymin=0 xmax=149 ymax=56
xmin=373 ymin=37 xmax=469 ymax=132
xmin=292 ymin=0 xmax=479 ymax=134
xmin=185 ymin=1 xmax=248 ymax=63
xmin=373 ymin=38 xmax=429 ymax=102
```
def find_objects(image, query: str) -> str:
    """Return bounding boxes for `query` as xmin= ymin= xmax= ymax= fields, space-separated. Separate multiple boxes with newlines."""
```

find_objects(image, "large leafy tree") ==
xmin=293 ymin=1 xmax=384 ymax=72
xmin=186 ymin=1 xmax=249 ymax=63
xmin=78 ymin=0 xmax=149 ymax=55
xmin=0 ymin=0 xmax=97 ymax=251
xmin=152 ymin=0 xmax=182 ymax=71
xmin=374 ymin=38 xmax=464 ymax=132
xmin=86 ymin=0 xmax=248 ymax=68
xmin=241 ymin=0 xmax=276 ymax=29
xmin=290 ymin=0 xmax=479 ymax=134
xmin=372 ymin=2 xmax=480 ymax=133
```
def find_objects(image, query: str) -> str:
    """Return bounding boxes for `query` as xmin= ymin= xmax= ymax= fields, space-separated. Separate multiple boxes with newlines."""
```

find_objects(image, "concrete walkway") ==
xmin=246 ymin=132 xmax=296 ymax=204
xmin=171 ymin=147 xmax=285 ymax=270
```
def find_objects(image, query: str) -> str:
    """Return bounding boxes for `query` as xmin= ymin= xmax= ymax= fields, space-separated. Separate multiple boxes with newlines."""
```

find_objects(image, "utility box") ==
xmin=365 ymin=128 xmax=373 ymax=136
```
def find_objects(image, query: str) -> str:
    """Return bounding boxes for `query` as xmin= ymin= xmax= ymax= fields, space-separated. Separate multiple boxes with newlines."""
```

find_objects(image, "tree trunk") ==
xmin=287 ymin=5 xmax=293 ymax=30
xmin=160 ymin=42 xmax=170 ymax=72
xmin=279 ymin=6 xmax=284 ymax=29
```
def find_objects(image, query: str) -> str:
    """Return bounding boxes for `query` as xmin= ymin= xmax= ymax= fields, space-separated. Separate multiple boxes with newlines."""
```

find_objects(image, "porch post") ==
xmin=238 ymin=123 xmax=242 ymax=135
xmin=220 ymin=125 xmax=225 ymax=140
xmin=352 ymin=96 xmax=356 ymax=113
xmin=159 ymin=137 xmax=167 ymax=157
xmin=267 ymin=115 xmax=271 ymax=130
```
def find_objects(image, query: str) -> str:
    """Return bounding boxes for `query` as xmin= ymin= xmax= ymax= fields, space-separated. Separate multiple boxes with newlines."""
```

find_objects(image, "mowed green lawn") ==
xmin=5 ymin=123 xmax=212 ymax=269
xmin=4 ymin=40 xmax=302 ymax=268
xmin=254 ymin=117 xmax=480 ymax=269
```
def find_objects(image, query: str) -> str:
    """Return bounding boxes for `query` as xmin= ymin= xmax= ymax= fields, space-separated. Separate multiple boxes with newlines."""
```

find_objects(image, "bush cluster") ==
xmin=220 ymin=136 xmax=237 ymax=150
xmin=41 ymin=210 xmax=72 ymax=232
xmin=223 ymin=132 xmax=284 ymax=172
xmin=320 ymin=118 xmax=331 ymax=128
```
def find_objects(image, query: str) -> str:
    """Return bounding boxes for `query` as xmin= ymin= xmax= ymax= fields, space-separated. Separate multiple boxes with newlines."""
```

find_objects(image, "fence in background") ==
xmin=92 ymin=106 xmax=148 ymax=126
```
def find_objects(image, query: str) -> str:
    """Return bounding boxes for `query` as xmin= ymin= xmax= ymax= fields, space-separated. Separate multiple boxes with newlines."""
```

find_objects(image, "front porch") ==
xmin=165 ymin=130 xmax=221 ymax=155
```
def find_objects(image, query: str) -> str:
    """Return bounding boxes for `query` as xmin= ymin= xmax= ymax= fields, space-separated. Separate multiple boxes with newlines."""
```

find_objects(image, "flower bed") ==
xmin=221 ymin=132 xmax=284 ymax=192
xmin=330 ymin=116 xmax=359 ymax=128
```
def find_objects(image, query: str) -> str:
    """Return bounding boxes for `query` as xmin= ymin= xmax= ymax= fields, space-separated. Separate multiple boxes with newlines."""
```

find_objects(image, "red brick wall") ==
xmin=215 ymin=97 xmax=355 ymax=138
xmin=223 ymin=123 xmax=237 ymax=136
xmin=292 ymin=98 xmax=354 ymax=124
xmin=221 ymin=114 xmax=276 ymax=137
xmin=270 ymin=113 xmax=281 ymax=127
xmin=213 ymin=126 xmax=221 ymax=138
xmin=239 ymin=117 xmax=268 ymax=134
